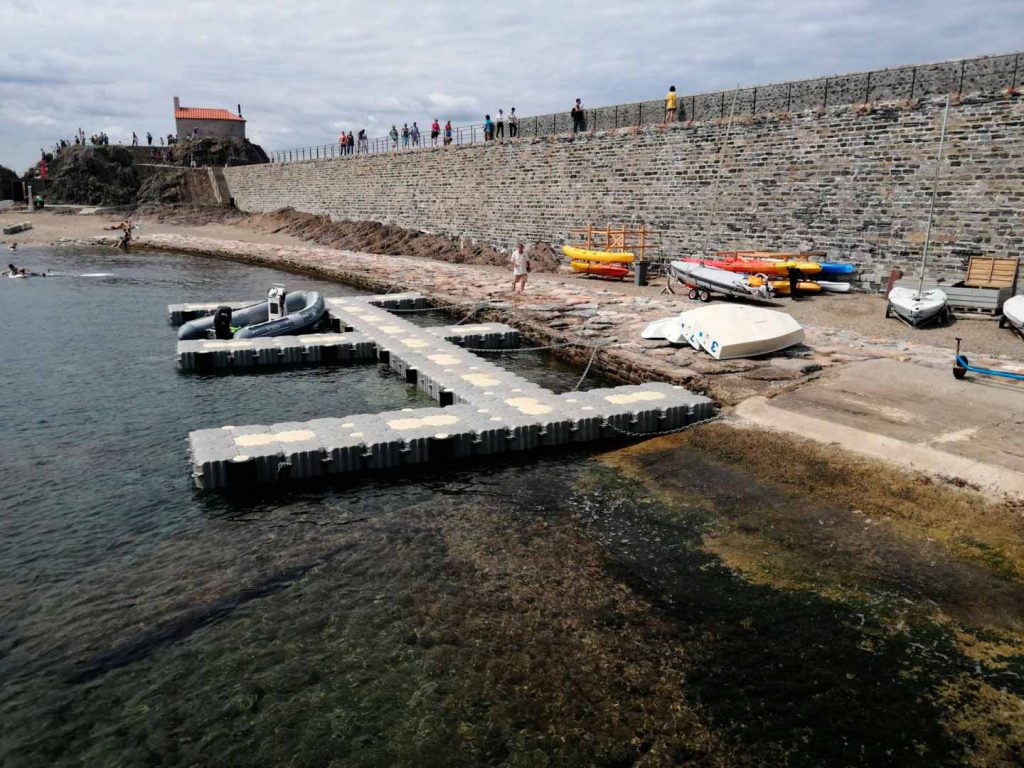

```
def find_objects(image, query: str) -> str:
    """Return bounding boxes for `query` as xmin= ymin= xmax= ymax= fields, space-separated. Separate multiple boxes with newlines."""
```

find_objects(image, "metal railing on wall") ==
xmin=266 ymin=51 xmax=1021 ymax=164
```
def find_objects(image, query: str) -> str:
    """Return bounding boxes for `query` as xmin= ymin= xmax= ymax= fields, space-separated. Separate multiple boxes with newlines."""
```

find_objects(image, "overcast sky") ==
xmin=1 ymin=0 xmax=1022 ymax=172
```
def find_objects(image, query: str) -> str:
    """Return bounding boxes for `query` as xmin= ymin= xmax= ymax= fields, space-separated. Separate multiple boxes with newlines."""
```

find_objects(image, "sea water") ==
xmin=0 ymin=246 xmax=984 ymax=767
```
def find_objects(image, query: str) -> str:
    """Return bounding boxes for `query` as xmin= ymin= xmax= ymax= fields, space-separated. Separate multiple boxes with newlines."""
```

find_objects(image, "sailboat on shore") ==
xmin=887 ymin=95 xmax=951 ymax=328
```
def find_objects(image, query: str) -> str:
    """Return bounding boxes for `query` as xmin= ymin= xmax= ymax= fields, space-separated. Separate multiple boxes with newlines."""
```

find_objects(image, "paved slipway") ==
xmin=129 ymin=233 xmax=1024 ymax=497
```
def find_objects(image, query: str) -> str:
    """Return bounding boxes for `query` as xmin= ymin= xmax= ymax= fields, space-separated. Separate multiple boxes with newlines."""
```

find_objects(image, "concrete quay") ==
xmin=188 ymin=294 xmax=713 ymax=490
xmin=143 ymin=233 xmax=1024 ymax=497
xmin=140 ymin=233 xmax=1021 ymax=403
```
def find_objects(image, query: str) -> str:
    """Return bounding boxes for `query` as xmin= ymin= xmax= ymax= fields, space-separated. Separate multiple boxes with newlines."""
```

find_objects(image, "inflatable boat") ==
xmin=177 ymin=287 xmax=326 ymax=340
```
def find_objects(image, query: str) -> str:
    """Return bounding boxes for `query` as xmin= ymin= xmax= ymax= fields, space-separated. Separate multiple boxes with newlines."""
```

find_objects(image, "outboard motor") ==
xmin=212 ymin=305 xmax=233 ymax=339
xmin=267 ymin=285 xmax=287 ymax=321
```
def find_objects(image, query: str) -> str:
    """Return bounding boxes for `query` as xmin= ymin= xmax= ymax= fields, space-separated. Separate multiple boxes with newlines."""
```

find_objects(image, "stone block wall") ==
xmin=224 ymin=90 xmax=1024 ymax=290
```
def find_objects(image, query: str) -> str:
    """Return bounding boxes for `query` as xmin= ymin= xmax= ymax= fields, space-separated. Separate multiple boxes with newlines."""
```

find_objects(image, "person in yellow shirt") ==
xmin=665 ymin=85 xmax=678 ymax=124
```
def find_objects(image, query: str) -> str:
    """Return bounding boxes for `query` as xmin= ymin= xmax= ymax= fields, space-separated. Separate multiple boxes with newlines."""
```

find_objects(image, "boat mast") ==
xmin=701 ymin=86 xmax=740 ymax=257
xmin=918 ymin=94 xmax=952 ymax=295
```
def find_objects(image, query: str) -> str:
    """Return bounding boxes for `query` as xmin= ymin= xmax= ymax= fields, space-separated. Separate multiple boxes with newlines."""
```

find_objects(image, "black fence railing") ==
xmin=266 ymin=51 xmax=1021 ymax=165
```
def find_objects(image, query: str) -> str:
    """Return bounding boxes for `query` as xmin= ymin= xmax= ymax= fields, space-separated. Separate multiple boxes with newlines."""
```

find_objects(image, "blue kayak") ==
xmin=818 ymin=262 xmax=857 ymax=276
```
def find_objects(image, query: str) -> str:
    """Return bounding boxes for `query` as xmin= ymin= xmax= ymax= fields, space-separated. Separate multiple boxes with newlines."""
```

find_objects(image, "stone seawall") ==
xmin=225 ymin=91 xmax=1024 ymax=289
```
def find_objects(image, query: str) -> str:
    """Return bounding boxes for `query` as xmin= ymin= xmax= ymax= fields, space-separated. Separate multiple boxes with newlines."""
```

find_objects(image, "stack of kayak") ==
xmin=562 ymin=245 xmax=633 ymax=279
xmin=709 ymin=250 xmax=858 ymax=294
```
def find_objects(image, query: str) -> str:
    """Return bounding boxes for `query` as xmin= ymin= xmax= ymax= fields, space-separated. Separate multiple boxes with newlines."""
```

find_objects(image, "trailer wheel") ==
xmin=699 ymin=290 xmax=712 ymax=303
xmin=953 ymin=356 xmax=968 ymax=380
xmin=688 ymin=289 xmax=699 ymax=300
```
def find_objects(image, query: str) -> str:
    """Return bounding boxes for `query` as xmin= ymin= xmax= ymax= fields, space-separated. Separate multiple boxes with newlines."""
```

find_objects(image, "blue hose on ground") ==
xmin=955 ymin=355 xmax=1024 ymax=382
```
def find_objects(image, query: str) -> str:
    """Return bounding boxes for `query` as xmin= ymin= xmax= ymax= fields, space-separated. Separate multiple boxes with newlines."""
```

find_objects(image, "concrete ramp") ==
xmin=736 ymin=359 xmax=1024 ymax=498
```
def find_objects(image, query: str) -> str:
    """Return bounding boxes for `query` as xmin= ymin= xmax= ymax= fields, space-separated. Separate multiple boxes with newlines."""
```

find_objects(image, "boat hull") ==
xmin=679 ymin=304 xmax=805 ymax=359
xmin=570 ymin=260 xmax=629 ymax=279
xmin=1002 ymin=295 xmax=1024 ymax=331
xmin=178 ymin=291 xmax=326 ymax=340
xmin=887 ymin=287 xmax=948 ymax=327
xmin=669 ymin=261 xmax=773 ymax=301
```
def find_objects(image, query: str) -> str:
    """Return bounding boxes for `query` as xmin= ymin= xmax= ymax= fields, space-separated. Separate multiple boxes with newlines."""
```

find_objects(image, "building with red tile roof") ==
xmin=173 ymin=97 xmax=246 ymax=140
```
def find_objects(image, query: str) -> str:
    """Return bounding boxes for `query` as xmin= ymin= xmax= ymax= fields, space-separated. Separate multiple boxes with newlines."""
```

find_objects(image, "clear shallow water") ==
xmin=0 ymin=246 xmax=995 ymax=767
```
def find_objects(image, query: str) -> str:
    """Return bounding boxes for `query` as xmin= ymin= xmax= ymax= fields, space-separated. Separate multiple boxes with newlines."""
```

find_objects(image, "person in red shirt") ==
xmin=431 ymin=118 xmax=440 ymax=146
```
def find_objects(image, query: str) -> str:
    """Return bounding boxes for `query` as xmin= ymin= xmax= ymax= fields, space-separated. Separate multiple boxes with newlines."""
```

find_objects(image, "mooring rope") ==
xmin=572 ymin=345 xmax=601 ymax=391
xmin=603 ymin=414 xmax=721 ymax=438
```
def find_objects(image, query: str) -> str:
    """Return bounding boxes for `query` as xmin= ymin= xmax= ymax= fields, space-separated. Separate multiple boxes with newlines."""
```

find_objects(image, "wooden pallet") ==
xmin=950 ymin=304 xmax=1001 ymax=316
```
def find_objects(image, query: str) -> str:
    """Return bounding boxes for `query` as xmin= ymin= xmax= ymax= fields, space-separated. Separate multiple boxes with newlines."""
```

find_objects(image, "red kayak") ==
xmin=570 ymin=260 xmax=629 ymax=279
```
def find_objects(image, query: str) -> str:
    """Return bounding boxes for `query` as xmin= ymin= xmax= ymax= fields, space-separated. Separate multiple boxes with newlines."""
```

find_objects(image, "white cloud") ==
xmin=0 ymin=0 xmax=1021 ymax=171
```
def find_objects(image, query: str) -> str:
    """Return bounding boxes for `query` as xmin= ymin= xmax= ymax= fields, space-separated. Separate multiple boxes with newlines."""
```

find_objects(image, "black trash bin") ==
xmin=634 ymin=260 xmax=650 ymax=286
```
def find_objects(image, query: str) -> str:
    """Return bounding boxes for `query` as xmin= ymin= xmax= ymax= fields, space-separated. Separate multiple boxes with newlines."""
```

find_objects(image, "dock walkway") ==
xmin=185 ymin=293 xmax=713 ymax=490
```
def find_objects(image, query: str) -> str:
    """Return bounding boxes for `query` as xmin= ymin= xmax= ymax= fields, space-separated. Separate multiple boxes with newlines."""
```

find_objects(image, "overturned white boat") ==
xmin=641 ymin=304 xmax=804 ymax=360
xmin=886 ymin=286 xmax=948 ymax=328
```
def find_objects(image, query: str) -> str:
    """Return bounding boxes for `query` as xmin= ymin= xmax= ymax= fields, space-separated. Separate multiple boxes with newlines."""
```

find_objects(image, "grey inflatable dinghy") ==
xmin=177 ymin=286 xmax=326 ymax=340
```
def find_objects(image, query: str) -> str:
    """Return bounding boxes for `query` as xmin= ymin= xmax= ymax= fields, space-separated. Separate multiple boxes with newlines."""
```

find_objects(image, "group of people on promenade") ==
xmin=337 ymin=129 xmax=367 ymax=154
xmin=347 ymin=85 xmax=679 ymax=156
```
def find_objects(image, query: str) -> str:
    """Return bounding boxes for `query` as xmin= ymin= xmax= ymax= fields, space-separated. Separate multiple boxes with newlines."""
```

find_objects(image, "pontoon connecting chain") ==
xmin=604 ymin=414 xmax=721 ymax=438
xmin=385 ymin=303 xmax=470 ymax=313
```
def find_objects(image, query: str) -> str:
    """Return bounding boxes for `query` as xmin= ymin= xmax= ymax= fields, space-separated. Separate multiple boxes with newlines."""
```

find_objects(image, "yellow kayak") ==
xmin=749 ymin=276 xmax=822 ymax=294
xmin=562 ymin=245 xmax=635 ymax=264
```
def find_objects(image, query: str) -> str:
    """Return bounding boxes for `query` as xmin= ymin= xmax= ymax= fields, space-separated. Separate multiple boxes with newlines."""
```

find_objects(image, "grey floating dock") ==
xmin=186 ymin=293 xmax=714 ymax=490
xmin=176 ymin=321 xmax=520 ymax=372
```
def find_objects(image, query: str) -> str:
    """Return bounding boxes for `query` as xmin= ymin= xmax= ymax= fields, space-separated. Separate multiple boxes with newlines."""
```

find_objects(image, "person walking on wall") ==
xmin=146 ymin=131 xmax=152 ymax=146
xmin=347 ymin=131 xmax=355 ymax=155
xmin=411 ymin=121 xmax=421 ymax=147
xmin=339 ymin=131 xmax=348 ymax=154
xmin=509 ymin=242 xmax=530 ymax=295
xmin=358 ymin=129 xmax=368 ymax=153
xmin=431 ymin=118 xmax=440 ymax=146
xmin=131 ymin=131 xmax=138 ymax=146
xmin=443 ymin=120 xmax=453 ymax=146
xmin=495 ymin=109 xmax=505 ymax=139
xmin=390 ymin=125 xmax=399 ymax=154
xmin=664 ymin=85 xmax=678 ymax=124
xmin=571 ymin=98 xmax=586 ymax=133
xmin=508 ymin=107 xmax=518 ymax=138
xmin=483 ymin=114 xmax=494 ymax=141
xmin=402 ymin=123 xmax=410 ymax=149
